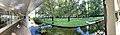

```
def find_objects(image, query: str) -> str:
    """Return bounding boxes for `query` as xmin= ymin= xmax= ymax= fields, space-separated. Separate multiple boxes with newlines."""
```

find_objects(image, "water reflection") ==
xmin=30 ymin=27 xmax=41 ymax=35
xmin=30 ymin=21 xmax=104 ymax=35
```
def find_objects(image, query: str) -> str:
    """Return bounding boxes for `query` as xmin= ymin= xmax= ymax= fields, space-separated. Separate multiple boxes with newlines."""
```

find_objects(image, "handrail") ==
xmin=0 ymin=19 xmax=22 ymax=34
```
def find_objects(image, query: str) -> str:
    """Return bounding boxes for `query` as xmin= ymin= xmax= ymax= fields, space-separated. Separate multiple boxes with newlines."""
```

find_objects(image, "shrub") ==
xmin=33 ymin=18 xmax=43 ymax=24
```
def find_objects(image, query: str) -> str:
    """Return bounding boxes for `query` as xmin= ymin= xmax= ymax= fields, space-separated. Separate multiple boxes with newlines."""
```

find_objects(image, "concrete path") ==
xmin=12 ymin=19 xmax=31 ymax=35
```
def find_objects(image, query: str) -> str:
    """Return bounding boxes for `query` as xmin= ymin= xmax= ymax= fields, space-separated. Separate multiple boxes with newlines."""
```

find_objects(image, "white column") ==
xmin=114 ymin=0 xmax=120 ymax=35
xmin=14 ymin=13 xmax=31 ymax=35
xmin=17 ymin=17 xmax=31 ymax=35
xmin=106 ymin=0 xmax=116 ymax=35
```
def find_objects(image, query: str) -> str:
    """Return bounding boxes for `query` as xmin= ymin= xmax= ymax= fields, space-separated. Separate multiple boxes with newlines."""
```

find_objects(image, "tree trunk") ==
xmin=0 ymin=15 xmax=1 ymax=24
xmin=52 ymin=16 xmax=54 ymax=21
xmin=44 ymin=18 xmax=45 ymax=21
xmin=68 ymin=16 xmax=70 ymax=22
xmin=76 ymin=15 xmax=78 ymax=18
xmin=52 ymin=16 xmax=54 ymax=24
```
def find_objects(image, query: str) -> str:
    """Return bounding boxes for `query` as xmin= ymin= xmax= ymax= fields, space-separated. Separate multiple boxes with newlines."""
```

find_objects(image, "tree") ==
xmin=87 ymin=0 xmax=103 ymax=17
xmin=67 ymin=0 xmax=77 ymax=22
xmin=38 ymin=0 xmax=104 ymax=22
xmin=79 ymin=0 xmax=87 ymax=18
xmin=40 ymin=0 xmax=56 ymax=21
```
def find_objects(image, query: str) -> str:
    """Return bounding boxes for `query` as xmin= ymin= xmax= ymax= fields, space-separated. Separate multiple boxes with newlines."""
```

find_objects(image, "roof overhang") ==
xmin=0 ymin=0 xmax=44 ymax=16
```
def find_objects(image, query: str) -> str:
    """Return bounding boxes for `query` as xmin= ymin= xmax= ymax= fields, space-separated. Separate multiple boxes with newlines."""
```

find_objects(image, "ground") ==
xmin=42 ymin=17 xmax=103 ymax=26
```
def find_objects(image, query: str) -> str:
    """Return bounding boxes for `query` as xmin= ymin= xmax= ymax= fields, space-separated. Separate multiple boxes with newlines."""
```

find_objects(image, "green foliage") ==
xmin=88 ymin=22 xmax=104 ymax=34
xmin=33 ymin=18 xmax=43 ymax=24
xmin=37 ymin=0 xmax=104 ymax=18
xmin=87 ymin=0 xmax=104 ymax=16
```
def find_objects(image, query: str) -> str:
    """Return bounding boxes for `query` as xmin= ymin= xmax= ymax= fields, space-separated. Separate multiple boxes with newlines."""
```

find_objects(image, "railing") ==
xmin=0 ymin=19 xmax=22 ymax=35
xmin=0 ymin=10 xmax=23 ymax=35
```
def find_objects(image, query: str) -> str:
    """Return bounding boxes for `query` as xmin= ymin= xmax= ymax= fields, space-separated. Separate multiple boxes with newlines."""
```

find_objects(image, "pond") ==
xmin=30 ymin=21 xmax=104 ymax=35
xmin=32 ymin=17 xmax=104 ymax=35
xmin=30 ymin=27 xmax=41 ymax=35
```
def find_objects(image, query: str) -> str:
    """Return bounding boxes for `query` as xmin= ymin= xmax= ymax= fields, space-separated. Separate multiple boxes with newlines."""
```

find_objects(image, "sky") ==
xmin=114 ymin=0 xmax=119 ymax=11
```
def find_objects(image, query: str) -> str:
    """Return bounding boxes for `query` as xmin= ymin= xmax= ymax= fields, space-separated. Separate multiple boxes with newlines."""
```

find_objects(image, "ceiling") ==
xmin=0 ymin=0 xmax=44 ymax=16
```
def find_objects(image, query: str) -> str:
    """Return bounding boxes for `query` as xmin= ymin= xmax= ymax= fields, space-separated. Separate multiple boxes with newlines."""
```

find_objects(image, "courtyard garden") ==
xmin=33 ymin=20 xmax=104 ymax=35
xmin=31 ymin=0 xmax=105 ymax=35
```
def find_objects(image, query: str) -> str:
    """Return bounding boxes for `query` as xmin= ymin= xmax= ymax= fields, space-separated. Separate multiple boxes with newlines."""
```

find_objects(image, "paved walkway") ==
xmin=12 ymin=19 xmax=31 ymax=35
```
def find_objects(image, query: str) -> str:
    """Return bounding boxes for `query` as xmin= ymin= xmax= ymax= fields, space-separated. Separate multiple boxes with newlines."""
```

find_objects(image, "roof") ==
xmin=0 ymin=0 xmax=44 ymax=16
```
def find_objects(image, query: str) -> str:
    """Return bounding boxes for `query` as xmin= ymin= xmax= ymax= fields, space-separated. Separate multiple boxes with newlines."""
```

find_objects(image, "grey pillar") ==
xmin=106 ymin=0 xmax=116 ymax=35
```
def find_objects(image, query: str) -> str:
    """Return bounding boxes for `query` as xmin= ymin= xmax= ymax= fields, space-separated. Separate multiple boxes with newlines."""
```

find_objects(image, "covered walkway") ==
xmin=0 ymin=0 xmax=120 ymax=35
xmin=0 ymin=0 xmax=44 ymax=35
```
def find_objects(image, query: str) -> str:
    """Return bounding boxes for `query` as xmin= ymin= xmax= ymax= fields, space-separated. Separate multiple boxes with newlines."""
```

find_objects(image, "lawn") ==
xmin=42 ymin=17 xmax=104 ymax=27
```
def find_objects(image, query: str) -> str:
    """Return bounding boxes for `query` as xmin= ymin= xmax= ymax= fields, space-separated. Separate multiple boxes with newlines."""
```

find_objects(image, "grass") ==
xmin=42 ymin=17 xmax=103 ymax=26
